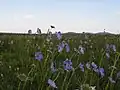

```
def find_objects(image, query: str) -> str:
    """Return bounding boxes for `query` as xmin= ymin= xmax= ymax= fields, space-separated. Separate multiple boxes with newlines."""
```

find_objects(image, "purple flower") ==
xmin=58 ymin=45 xmax=63 ymax=52
xmin=91 ymin=62 xmax=98 ymax=73
xmin=35 ymin=52 xmax=43 ymax=61
xmin=58 ymin=42 xmax=65 ymax=52
xmin=63 ymin=59 xmax=73 ymax=71
xmin=61 ymin=41 xmax=65 ymax=47
xmin=65 ymin=43 xmax=70 ymax=52
xmin=98 ymin=68 xmax=105 ymax=77
xmin=108 ymin=77 xmax=116 ymax=83
xmin=56 ymin=31 xmax=62 ymax=40
xmin=48 ymin=79 xmax=57 ymax=88
xmin=51 ymin=62 xmax=57 ymax=73
xmin=91 ymin=62 xmax=98 ymax=69
xmin=79 ymin=63 xmax=84 ymax=72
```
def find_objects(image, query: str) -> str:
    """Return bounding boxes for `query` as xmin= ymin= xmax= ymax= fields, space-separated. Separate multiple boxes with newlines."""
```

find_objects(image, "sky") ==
xmin=0 ymin=0 xmax=120 ymax=34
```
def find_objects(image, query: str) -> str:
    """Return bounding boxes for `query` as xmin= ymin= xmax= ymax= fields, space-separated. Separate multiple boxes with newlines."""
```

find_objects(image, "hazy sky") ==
xmin=0 ymin=0 xmax=120 ymax=33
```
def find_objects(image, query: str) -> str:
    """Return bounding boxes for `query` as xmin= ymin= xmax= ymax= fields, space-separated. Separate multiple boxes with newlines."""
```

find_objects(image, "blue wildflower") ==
xmin=35 ymin=52 xmax=43 ymax=61
xmin=63 ymin=59 xmax=73 ymax=71
xmin=79 ymin=63 xmax=84 ymax=72
xmin=98 ymin=68 xmax=105 ymax=78
xmin=65 ymin=43 xmax=70 ymax=52
xmin=58 ymin=45 xmax=63 ymax=52
xmin=56 ymin=31 xmax=62 ymax=40
xmin=61 ymin=41 xmax=65 ymax=47
xmin=91 ymin=62 xmax=98 ymax=69
xmin=108 ymin=77 xmax=116 ymax=83
xmin=48 ymin=79 xmax=57 ymax=88
xmin=57 ymin=42 xmax=65 ymax=52
xmin=91 ymin=62 xmax=98 ymax=73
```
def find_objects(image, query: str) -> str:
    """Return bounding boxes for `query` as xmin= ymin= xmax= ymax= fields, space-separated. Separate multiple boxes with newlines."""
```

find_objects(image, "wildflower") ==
xmin=61 ymin=41 xmax=65 ymax=47
xmin=90 ymin=45 xmax=93 ymax=49
xmin=98 ymin=68 xmax=105 ymax=77
xmin=1 ymin=73 xmax=3 ymax=77
xmin=79 ymin=63 xmax=84 ymax=72
xmin=91 ymin=62 xmax=98 ymax=73
xmin=16 ymin=67 xmax=19 ymax=71
xmin=9 ymin=66 xmax=11 ymax=69
xmin=65 ymin=43 xmax=70 ymax=52
xmin=79 ymin=46 xmax=84 ymax=54
xmin=48 ymin=79 xmax=57 ymax=88
xmin=86 ymin=62 xmax=91 ymax=70
xmin=90 ymin=86 xmax=96 ymax=90
xmin=93 ymin=68 xmax=99 ymax=73
xmin=56 ymin=31 xmax=62 ymax=40
xmin=106 ymin=52 xmax=110 ymax=59
xmin=35 ymin=52 xmax=43 ymax=61
xmin=63 ymin=59 xmax=73 ymax=71
xmin=108 ymin=77 xmax=116 ymax=83
xmin=91 ymin=62 xmax=98 ymax=69
xmin=58 ymin=45 xmax=63 ymax=52
xmin=10 ymin=40 xmax=13 ymax=44
xmin=51 ymin=62 xmax=57 ymax=73
xmin=84 ymin=41 xmax=88 ymax=44
xmin=58 ymin=42 xmax=64 ymax=52
xmin=109 ymin=44 xmax=116 ymax=52
xmin=112 ymin=45 xmax=116 ymax=52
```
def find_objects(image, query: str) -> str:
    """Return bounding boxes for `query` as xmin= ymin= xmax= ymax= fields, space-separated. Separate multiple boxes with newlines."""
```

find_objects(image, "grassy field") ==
xmin=0 ymin=32 xmax=120 ymax=90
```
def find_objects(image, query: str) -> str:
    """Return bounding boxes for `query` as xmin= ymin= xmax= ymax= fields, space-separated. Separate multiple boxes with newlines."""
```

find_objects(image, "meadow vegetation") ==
xmin=0 ymin=30 xmax=120 ymax=90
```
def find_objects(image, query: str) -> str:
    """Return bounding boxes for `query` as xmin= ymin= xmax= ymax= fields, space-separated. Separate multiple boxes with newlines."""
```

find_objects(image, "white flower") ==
xmin=112 ymin=45 xmax=116 ymax=52
xmin=79 ymin=46 xmax=85 ymax=54
xmin=106 ymin=52 xmax=110 ymax=59
xmin=90 ymin=86 xmax=96 ymax=90
xmin=108 ymin=77 xmax=116 ymax=83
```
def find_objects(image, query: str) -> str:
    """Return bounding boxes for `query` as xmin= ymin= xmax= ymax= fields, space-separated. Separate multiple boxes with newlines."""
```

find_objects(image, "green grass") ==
xmin=0 ymin=33 xmax=120 ymax=90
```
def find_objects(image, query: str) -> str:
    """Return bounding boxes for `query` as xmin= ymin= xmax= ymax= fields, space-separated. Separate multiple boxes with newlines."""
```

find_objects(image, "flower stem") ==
xmin=61 ymin=72 xmax=68 ymax=90
xmin=105 ymin=53 xmax=120 ymax=90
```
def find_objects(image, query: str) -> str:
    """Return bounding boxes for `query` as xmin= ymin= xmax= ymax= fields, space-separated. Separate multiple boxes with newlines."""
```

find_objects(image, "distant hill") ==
xmin=95 ymin=31 xmax=112 ymax=35
xmin=0 ymin=31 xmax=116 ymax=35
